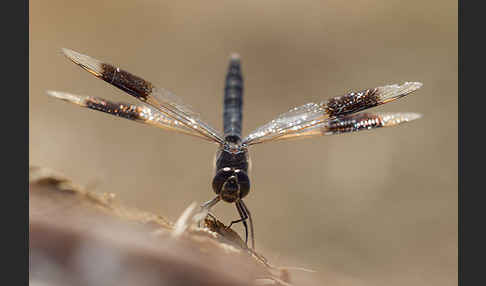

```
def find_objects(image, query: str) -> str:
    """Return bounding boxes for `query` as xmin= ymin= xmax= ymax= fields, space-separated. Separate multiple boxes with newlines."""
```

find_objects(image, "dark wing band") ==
xmin=242 ymin=82 xmax=422 ymax=145
xmin=61 ymin=48 xmax=225 ymax=144
xmin=268 ymin=112 xmax=422 ymax=142
xmin=47 ymin=91 xmax=214 ymax=141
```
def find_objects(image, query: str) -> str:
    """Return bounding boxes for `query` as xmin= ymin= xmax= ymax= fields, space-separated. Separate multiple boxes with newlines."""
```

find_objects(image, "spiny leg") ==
xmin=239 ymin=200 xmax=255 ymax=250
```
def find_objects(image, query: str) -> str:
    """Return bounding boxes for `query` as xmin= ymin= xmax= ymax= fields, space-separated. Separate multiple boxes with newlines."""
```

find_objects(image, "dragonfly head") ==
xmin=212 ymin=167 xmax=250 ymax=203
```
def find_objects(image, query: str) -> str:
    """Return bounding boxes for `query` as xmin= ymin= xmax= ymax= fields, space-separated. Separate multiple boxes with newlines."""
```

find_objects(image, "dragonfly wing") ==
xmin=242 ymin=102 xmax=328 ymax=145
xmin=47 ymin=91 xmax=214 ymax=141
xmin=242 ymin=82 xmax=422 ymax=145
xmin=270 ymin=112 xmax=422 ymax=142
xmin=61 ymin=48 xmax=225 ymax=144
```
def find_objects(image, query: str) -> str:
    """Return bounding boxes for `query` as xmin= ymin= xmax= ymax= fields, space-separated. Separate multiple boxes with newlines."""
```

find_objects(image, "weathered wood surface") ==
xmin=29 ymin=166 xmax=316 ymax=286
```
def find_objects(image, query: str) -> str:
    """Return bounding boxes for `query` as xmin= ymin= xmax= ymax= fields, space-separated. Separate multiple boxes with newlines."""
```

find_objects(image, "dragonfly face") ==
xmin=48 ymin=48 xmax=423 ymax=250
xmin=213 ymin=143 xmax=250 ymax=203
xmin=212 ymin=166 xmax=250 ymax=203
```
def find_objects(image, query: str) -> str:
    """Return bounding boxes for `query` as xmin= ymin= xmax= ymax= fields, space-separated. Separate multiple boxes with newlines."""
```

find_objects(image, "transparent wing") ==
xmin=47 ymin=91 xmax=214 ymax=142
xmin=62 ymin=48 xmax=225 ymax=144
xmin=269 ymin=112 xmax=422 ymax=142
xmin=242 ymin=82 xmax=422 ymax=145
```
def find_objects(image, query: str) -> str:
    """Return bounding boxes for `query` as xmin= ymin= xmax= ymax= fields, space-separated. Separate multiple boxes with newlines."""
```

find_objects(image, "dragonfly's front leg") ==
xmin=198 ymin=196 xmax=220 ymax=227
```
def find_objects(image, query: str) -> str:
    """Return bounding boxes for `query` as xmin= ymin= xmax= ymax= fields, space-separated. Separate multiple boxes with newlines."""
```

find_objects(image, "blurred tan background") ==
xmin=30 ymin=0 xmax=457 ymax=285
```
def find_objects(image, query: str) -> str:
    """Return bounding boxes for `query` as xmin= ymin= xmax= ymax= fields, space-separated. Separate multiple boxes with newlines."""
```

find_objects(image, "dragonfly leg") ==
xmin=226 ymin=201 xmax=249 ymax=244
xmin=198 ymin=196 xmax=220 ymax=227
xmin=201 ymin=196 xmax=220 ymax=210
xmin=239 ymin=200 xmax=255 ymax=250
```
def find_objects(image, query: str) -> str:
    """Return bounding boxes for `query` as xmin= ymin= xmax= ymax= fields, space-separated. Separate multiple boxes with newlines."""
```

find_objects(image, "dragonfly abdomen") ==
xmin=223 ymin=54 xmax=243 ymax=142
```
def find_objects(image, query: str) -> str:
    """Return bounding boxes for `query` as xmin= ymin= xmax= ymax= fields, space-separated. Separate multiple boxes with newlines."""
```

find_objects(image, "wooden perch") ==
xmin=29 ymin=166 xmax=316 ymax=286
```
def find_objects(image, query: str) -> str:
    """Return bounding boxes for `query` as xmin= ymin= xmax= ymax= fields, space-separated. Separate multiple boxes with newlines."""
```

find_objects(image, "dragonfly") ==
xmin=48 ymin=48 xmax=422 ymax=250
